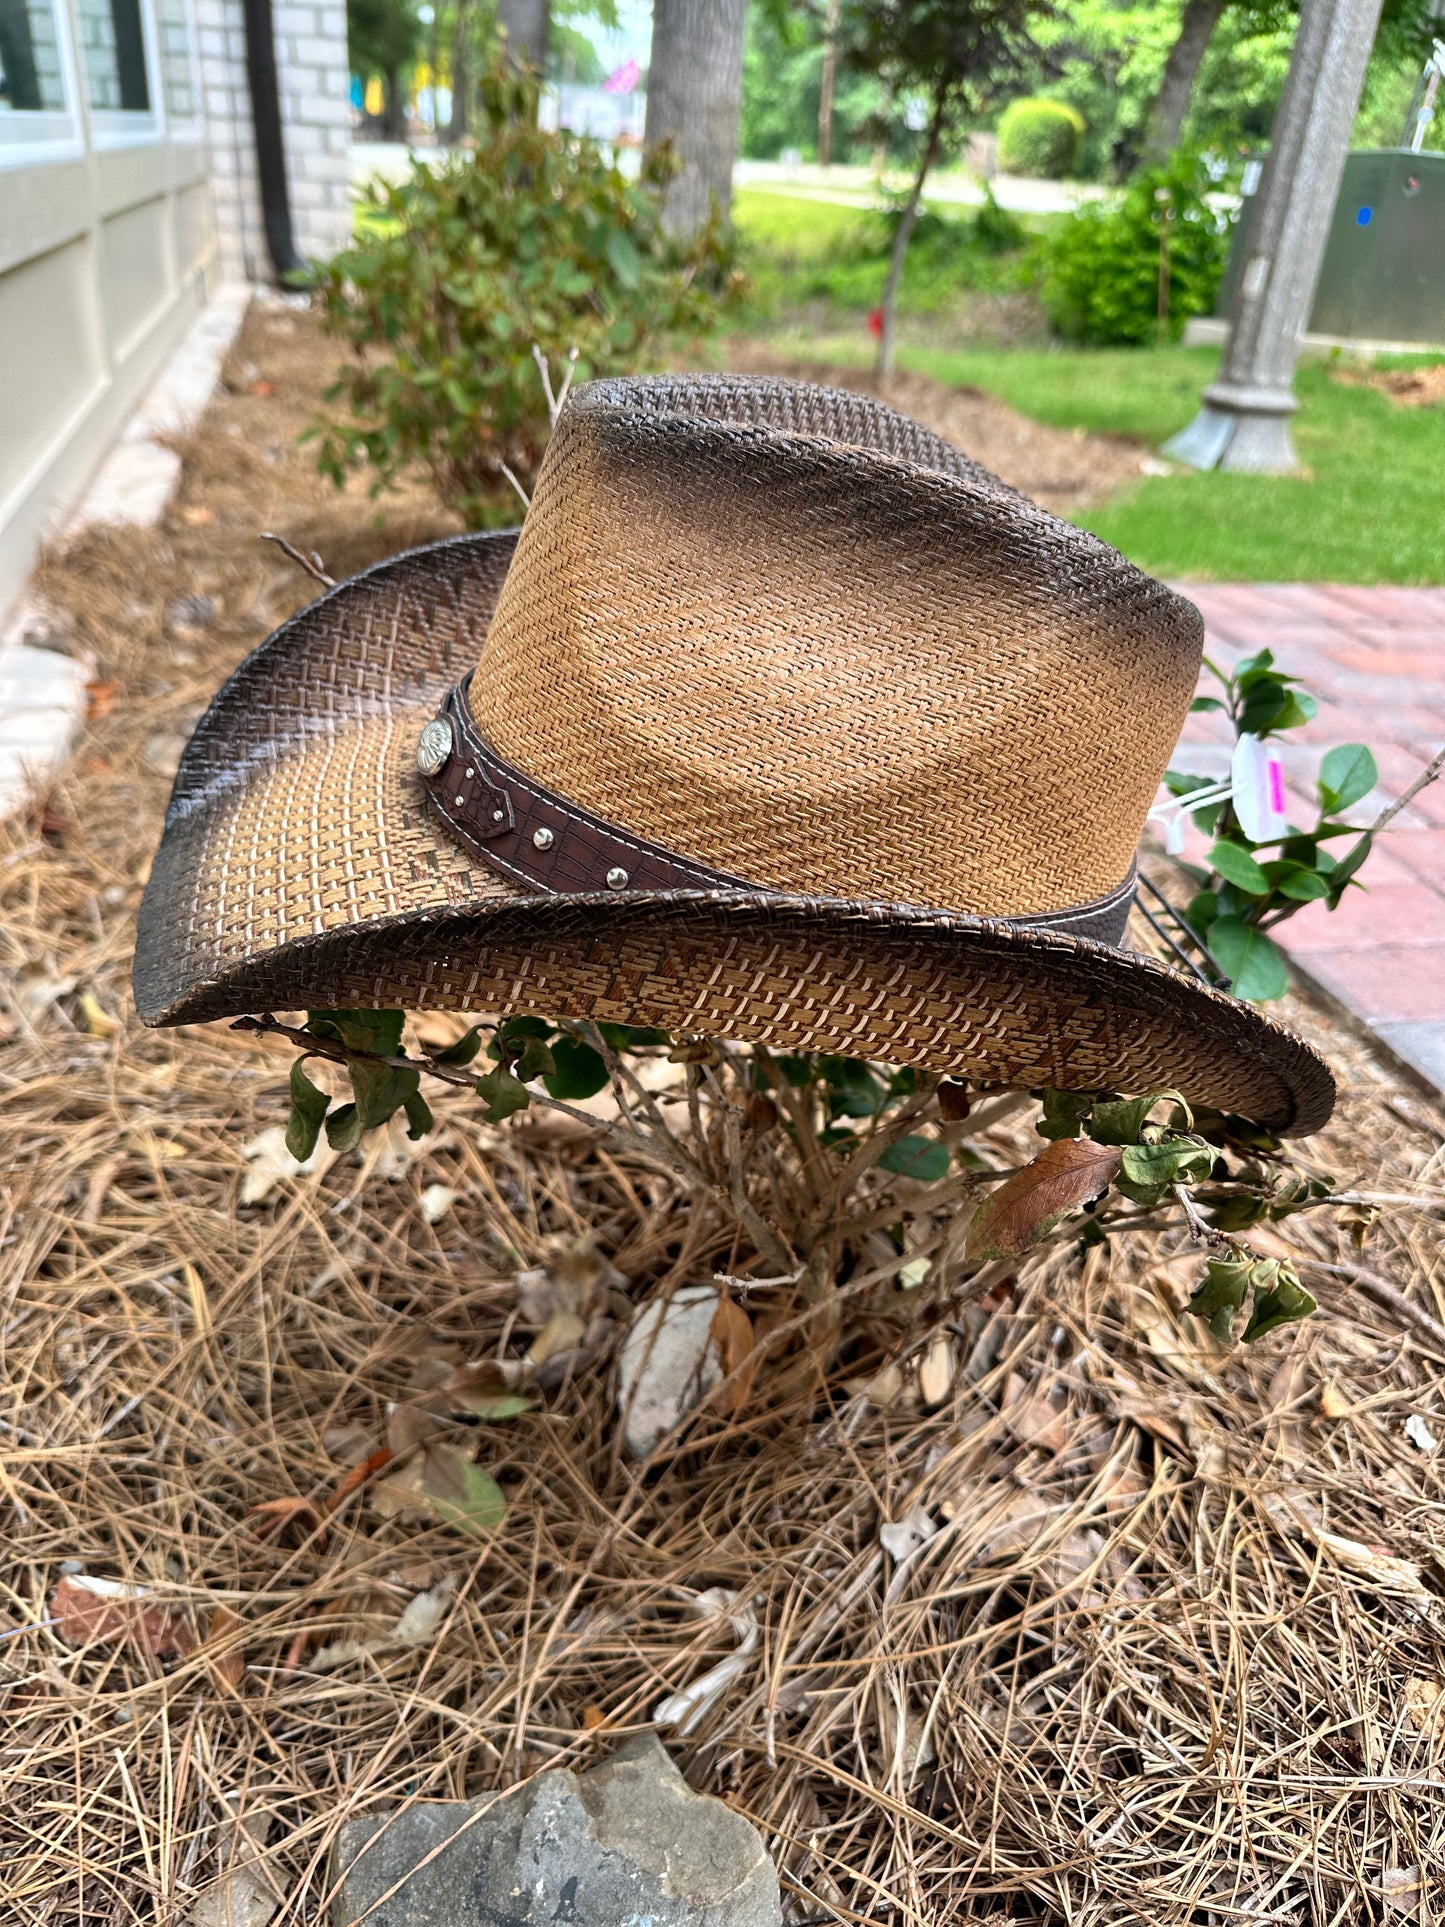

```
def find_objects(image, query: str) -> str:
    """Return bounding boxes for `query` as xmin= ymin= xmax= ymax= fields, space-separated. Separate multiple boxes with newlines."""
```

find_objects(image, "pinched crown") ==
xmin=469 ymin=375 xmax=1203 ymax=918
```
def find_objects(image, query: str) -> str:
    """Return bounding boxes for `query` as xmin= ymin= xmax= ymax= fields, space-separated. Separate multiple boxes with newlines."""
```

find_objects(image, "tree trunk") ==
xmin=497 ymin=0 xmax=550 ymax=74
xmin=428 ymin=5 xmax=441 ymax=138
xmin=383 ymin=62 xmax=406 ymax=141
xmin=875 ymin=94 xmax=944 ymax=382
xmin=448 ymin=0 xmax=471 ymax=143
xmin=644 ymin=0 xmax=749 ymax=240
xmin=1137 ymin=0 xmax=1228 ymax=171
xmin=818 ymin=0 xmax=840 ymax=167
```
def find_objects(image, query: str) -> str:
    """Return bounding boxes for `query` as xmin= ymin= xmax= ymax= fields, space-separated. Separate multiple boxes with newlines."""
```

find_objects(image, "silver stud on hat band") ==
xmin=415 ymin=718 xmax=453 ymax=776
xmin=606 ymin=866 xmax=629 ymax=890
xmin=533 ymin=827 xmax=555 ymax=851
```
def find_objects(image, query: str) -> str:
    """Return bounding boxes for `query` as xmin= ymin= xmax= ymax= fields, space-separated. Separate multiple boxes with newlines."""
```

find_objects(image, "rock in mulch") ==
xmin=331 ymin=1732 xmax=781 ymax=1927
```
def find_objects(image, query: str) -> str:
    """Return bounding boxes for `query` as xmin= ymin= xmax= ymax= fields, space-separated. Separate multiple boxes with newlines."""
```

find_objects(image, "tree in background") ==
xmin=739 ymin=0 xmax=885 ymax=162
xmin=349 ymin=0 xmax=425 ymax=138
xmin=644 ymin=0 xmax=750 ymax=239
xmin=1132 ymin=0 xmax=1436 ymax=173
xmin=840 ymin=0 xmax=1042 ymax=378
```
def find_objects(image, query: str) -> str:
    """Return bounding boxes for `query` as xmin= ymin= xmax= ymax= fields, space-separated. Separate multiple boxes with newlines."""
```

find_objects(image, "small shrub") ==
xmin=1039 ymin=150 xmax=1230 ymax=347
xmin=1163 ymin=650 xmax=1383 ymax=1002
xmin=309 ymin=64 xmax=736 ymax=528
xmin=968 ymin=185 xmax=1029 ymax=254
xmin=996 ymin=98 xmax=1085 ymax=179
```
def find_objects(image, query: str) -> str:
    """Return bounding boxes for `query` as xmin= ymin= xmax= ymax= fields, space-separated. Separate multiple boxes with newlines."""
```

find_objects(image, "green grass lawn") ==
xmin=732 ymin=187 xmax=1043 ymax=327
xmin=899 ymin=343 xmax=1445 ymax=584
xmin=733 ymin=190 xmax=1444 ymax=584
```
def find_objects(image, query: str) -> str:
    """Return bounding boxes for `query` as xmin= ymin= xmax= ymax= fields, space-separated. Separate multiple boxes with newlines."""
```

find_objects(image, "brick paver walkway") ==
xmin=1172 ymin=584 xmax=1445 ymax=1094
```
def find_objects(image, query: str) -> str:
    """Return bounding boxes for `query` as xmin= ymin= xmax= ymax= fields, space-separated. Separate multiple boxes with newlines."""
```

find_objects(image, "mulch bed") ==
xmin=727 ymin=342 xmax=1152 ymax=516
xmin=3 ymin=298 xmax=1445 ymax=1926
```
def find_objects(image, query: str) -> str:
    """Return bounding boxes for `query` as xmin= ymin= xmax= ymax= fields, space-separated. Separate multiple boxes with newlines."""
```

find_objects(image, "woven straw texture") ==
xmin=133 ymin=378 xmax=1334 ymax=1134
xmin=473 ymin=375 xmax=1205 ymax=913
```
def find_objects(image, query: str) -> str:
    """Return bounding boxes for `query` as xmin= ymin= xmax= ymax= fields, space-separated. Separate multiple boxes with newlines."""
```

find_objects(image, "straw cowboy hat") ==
xmin=134 ymin=374 xmax=1334 ymax=1135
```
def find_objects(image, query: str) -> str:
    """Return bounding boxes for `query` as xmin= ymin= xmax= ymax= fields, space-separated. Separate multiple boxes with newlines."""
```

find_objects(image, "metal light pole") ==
xmin=1165 ymin=0 xmax=1386 ymax=473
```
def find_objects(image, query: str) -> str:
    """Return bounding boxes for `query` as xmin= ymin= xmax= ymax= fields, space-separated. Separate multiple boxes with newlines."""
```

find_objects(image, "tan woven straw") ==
xmin=134 ymin=374 xmax=1335 ymax=1135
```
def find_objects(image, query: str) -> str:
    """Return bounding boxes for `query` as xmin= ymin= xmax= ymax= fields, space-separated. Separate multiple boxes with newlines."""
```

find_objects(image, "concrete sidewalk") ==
xmin=1174 ymin=583 xmax=1445 ymax=1093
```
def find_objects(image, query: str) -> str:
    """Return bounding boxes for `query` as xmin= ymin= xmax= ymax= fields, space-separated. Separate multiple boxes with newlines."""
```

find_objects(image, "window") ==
xmin=155 ymin=0 xmax=194 ymax=119
xmin=0 ymin=0 xmax=67 ymax=111
xmin=76 ymin=0 xmax=149 ymax=111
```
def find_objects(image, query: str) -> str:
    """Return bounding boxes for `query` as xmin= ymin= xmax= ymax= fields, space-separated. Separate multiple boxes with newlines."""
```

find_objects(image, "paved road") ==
xmin=348 ymin=143 xmax=1110 ymax=216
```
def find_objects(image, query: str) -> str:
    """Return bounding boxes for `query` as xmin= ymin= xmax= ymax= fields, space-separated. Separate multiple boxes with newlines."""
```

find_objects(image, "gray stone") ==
xmin=331 ymin=1732 xmax=781 ymax=1927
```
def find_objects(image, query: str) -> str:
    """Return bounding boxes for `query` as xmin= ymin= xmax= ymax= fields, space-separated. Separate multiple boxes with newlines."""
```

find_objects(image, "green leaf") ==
xmin=1037 ymin=1089 xmax=1095 ymax=1140
xmin=285 ymin=1058 xmax=330 ymax=1161
xmin=1119 ymin=1137 xmax=1215 ymax=1190
xmin=434 ymin=1025 xmax=485 ymax=1065
xmin=1269 ymin=862 xmax=1330 ymax=901
xmin=1208 ymin=839 xmax=1270 ymax=896
xmin=1318 ymin=743 xmax=1377 ymax=813
xmin=426 ymin=1454 xmax=508 ymax=1535
xmin=325 ymin=1102 xmax=364 ymax=1152
xmin=605 ymin=228 xmax=640 ymax=288
xmin=543 ymin=1036 xmax=609 ymax=1101
xmin=492 ymin=1016 xmax=553 ymax=1060
xmin=1189 ymin=696 xmax=1224 ymax=713
xmin=513 ymin=1035 xmax=557 ymax=1082
xmin=403 ymin=1091 xmax=434 ymax=1141
xmin=877 ymin=1135 xmax=950 ymax=1182
xmin=461 ymin=1392 xmax=535 ymax=1421
xmin=475 ymin=1063 xmax=532 ymax=1123
xmin=1208 ymin=918 xmax=1289 ymax=1002
xmin=1089 ymin=1092 xmax=1184 ymax=1146
xmin=1187 ymin=1254 xmax=1251 ymax=1342
xmin=1204 ymin=1192 xmax=1269 ymax=1231
xmin=1242 ymin=1267 xmax=1317 ymax=1342
xmin=596 ymin=1023 xmax=671 ymax=1050
xmin=308 ymin=1008 xmax=405 ymax=1057
xmin=820 ymin=1056 xmax=887 ymax=1118
xmin=1324 ymin=832 xmax=1373 ymax=905
xmin=348 ymin=1057 xmax=422 ymax=1129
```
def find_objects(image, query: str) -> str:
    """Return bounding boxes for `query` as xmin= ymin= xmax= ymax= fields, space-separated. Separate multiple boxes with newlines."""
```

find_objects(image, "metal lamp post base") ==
xmin=1163 ymin=383 xmax=1302 ymax=474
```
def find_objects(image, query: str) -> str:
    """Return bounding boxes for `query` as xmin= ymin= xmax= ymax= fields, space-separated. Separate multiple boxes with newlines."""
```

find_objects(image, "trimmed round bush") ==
xmin=997 ymin=98 xmax=1086 ymax=179
xmin=1039 ymin=151 xmax=1230 ymax=346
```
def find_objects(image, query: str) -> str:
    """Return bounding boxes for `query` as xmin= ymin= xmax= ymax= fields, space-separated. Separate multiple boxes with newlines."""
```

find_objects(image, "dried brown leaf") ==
xmin=710 ymin=1296 xmax=756 ymax=1413
xmin=966 ymin=1139 xmax=1121 ymax=1260
xmin=50 ymin=1573 xmax=194 ymax=1658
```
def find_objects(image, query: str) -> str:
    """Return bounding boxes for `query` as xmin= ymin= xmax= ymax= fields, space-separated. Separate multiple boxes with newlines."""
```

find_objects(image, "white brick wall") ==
xmin=199 ymin=0 xmax=351 ymax=280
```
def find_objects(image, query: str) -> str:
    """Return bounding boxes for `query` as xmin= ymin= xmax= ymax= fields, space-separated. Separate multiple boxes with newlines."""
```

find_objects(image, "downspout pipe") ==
xmin=241 ymin=0 xmax=309 ymax=283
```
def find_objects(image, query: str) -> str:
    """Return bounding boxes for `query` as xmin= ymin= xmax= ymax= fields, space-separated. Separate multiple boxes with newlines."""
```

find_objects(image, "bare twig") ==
xmin=1365 ymin=741 xmax=1445 ymax=835
xmin=497 ymin=462 xmax=531 ymax=512
xmin=261 ymin=532 xmax=336 ymax=588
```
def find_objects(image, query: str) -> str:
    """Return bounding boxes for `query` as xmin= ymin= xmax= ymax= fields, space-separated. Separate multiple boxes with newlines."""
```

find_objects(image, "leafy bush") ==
xmin=309 ymin=65 xmax=736 ymax=528
xmin=996 ymin=97 xmax=1086 ymax=178
xmin=1038 ymin=150 xmax=1229 ymax=346
xmin=968 ymin=185 xmax=1030 ymax=254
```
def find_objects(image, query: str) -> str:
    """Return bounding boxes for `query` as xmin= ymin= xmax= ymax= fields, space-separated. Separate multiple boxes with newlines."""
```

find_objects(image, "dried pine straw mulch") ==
xmin=4 ymin=295 xmax=1445 ymax=1927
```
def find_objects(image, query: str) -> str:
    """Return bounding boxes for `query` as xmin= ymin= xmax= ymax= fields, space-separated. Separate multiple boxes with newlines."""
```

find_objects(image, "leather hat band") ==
xmin=417 ymin=678 xmax=1138 ymax=945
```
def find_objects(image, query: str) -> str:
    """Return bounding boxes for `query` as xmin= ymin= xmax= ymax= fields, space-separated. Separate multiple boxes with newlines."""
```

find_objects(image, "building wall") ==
xmin=194 ymin=0 xmax=349 ymax=279
xmin=0 ymin=0 xmax=350 ymax=616
xmin=0 ymin=0 xmax=216 ymax=616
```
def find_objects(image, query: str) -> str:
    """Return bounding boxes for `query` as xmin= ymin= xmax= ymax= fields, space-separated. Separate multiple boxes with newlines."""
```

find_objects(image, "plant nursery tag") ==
xmin=1231 ymin=733 xmax=1289 ymax=843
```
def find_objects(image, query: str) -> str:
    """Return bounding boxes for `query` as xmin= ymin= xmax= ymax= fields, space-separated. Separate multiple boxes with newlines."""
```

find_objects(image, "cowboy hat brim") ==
xmin=133 ymin=533 xmax=1335 ymax=1136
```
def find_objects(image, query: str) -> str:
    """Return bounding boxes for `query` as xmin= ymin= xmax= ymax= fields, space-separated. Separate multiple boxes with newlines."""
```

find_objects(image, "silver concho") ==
xmin=605 ymin=866 xmax=629 ymax=891
xmin=415 ymin=718 xmax=453 ymax=776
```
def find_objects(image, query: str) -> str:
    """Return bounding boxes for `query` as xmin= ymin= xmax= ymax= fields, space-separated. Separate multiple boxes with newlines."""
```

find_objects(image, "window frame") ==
xmin=0 ymin=0 xmax=85 ymax=171
xmin=83 ymin=0 xmax=165 ymax=150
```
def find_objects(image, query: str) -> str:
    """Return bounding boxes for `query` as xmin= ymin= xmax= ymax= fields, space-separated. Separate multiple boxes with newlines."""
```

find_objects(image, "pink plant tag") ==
xmin=1231 ymin=734 xmax=1290 ymax=844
